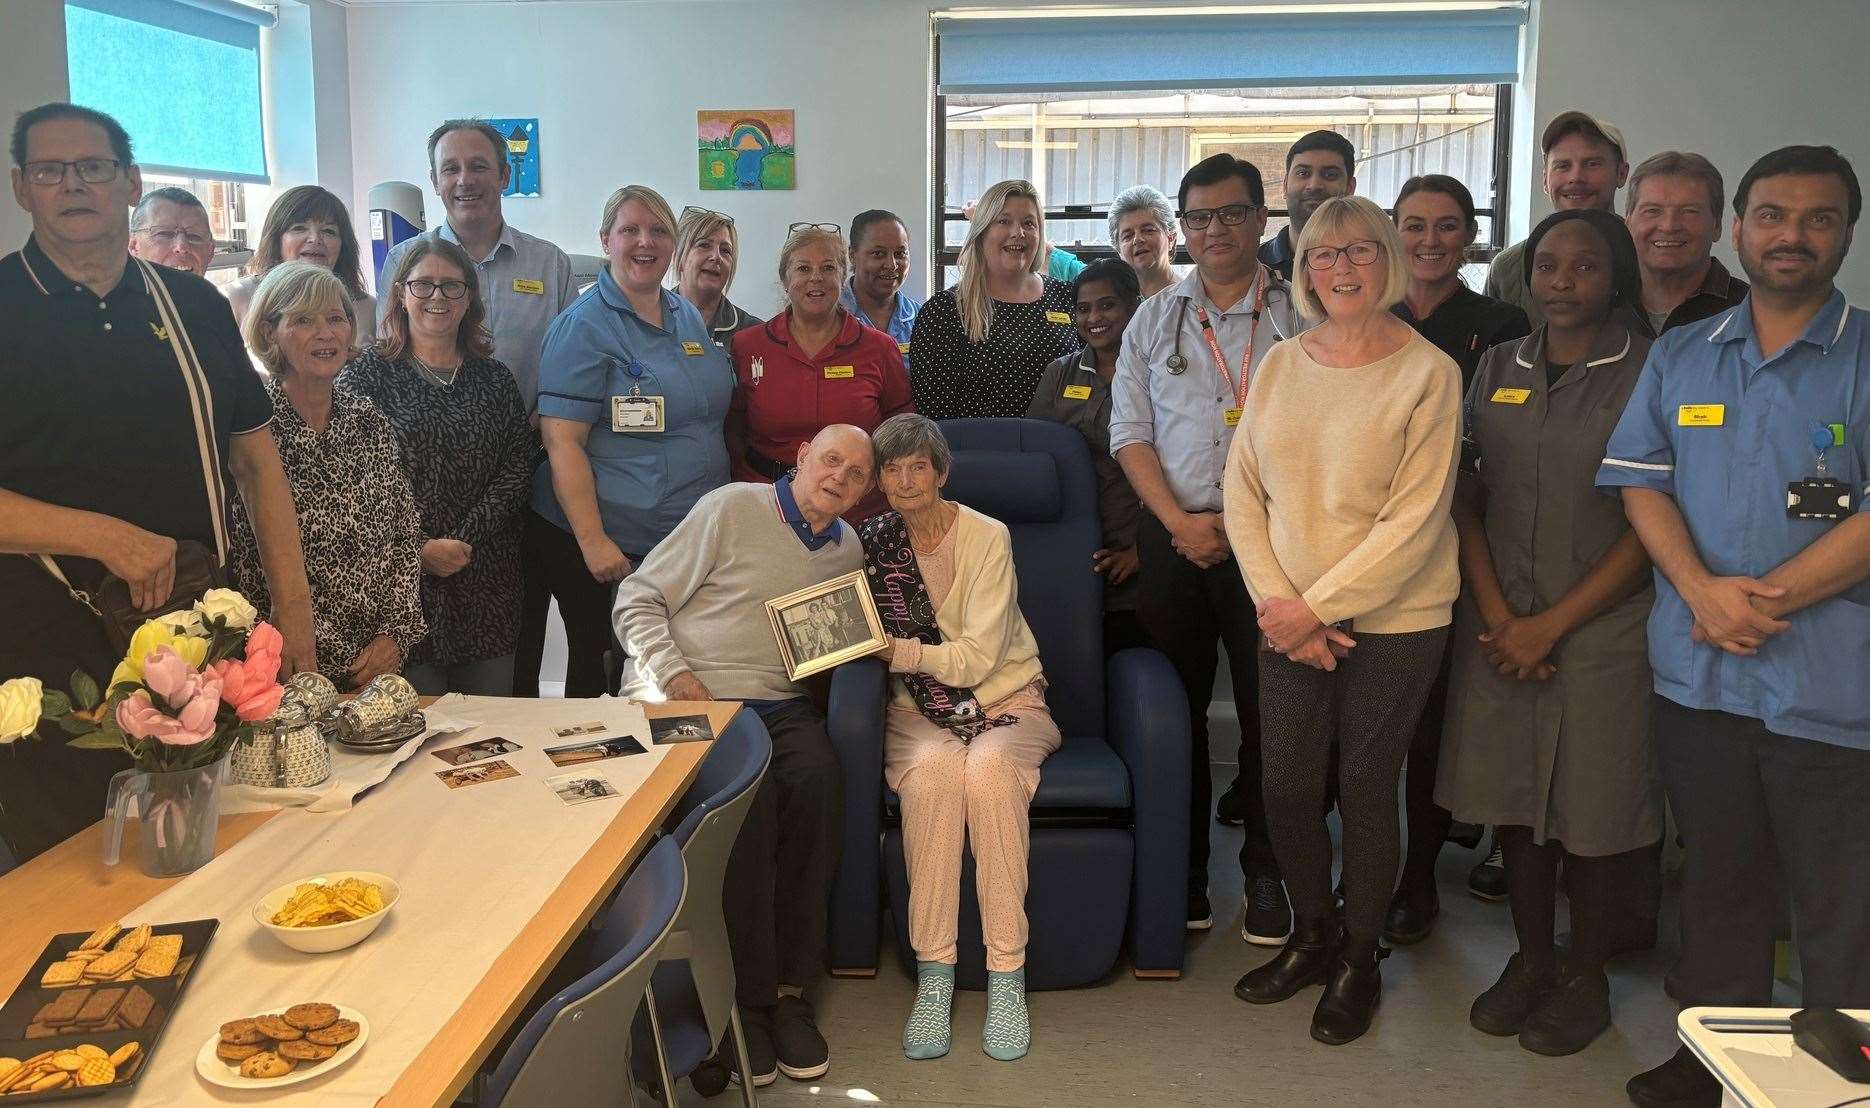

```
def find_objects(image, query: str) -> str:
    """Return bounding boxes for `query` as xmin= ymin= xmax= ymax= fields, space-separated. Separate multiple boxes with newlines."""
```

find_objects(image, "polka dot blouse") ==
xmin=908 ymin=276 xmax=1081 ymax=420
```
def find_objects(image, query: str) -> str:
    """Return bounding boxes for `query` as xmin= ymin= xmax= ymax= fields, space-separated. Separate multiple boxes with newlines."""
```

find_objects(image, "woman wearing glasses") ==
xmin=227 ymin=185 xmax=376 ymax=342
xmin=673 ymin=206 xmax=760 ymax=347
xmin=729 ymin=225 xmax=912 ymax=522
xmin=1223 ymin=196 xmax=1461 ymax=1046
xmin=529 ymin=184 xmax=732 ymax=696
xmin=343 ymin=238 xmax=536 ymax=696
xmin=909 ymin=180 xmax=1080 ymax=419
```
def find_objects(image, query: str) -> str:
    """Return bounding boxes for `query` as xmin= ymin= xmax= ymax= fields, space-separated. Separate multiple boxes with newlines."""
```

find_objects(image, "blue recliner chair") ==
xmin=826 ymin=418 xmax=1191 ymax=989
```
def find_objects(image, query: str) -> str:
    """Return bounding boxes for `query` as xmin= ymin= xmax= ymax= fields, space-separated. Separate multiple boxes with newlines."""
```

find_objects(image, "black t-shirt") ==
xmin=1392 ymin=284 xmax=1533 ymax=392
xmin=0 ymin=237 xmax=271 ymax=639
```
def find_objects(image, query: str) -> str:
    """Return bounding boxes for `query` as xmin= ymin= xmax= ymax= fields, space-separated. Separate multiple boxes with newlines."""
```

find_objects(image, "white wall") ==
xmin=1525 ymin=0 xmax=1870 ymax=299
xmin=267 ymin=0 xmax=355 ymax=194
xmin=0 ymin=0 xmax=69 ymax=250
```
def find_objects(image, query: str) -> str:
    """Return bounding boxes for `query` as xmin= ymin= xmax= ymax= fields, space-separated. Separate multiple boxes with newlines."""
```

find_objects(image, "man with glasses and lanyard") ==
xmin=1110 ymin=152 xmax=1306 ymax=944
xmin=1 ymin=103 xmax=314 ymax=861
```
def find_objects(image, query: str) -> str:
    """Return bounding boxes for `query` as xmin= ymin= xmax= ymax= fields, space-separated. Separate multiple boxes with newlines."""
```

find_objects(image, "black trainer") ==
xmin=1519 ymin=970 xmax=1612 ymax=1057
xmin=1241 ymin=874 xmax=1292 ymax=946
xmin=1382 ymin=885 xmax=1440 ymax=946
xmin=1187 ymin=890 xmax=1214 ymax=931
xmin=772 ymin=995 xmax=830 ymax=1080
xmin=1469 ymin=953 xmax=1556 ymax=1037
xmin=1626 ymin=1045 xmax=1722 ymax=1107
xmin=729 ymin=1005 xmax=778 ymax=1087
xmin=1468 ymin=836 xmax=1508 ymax=901
xmin=1215 ymin=782 xmax=1246 ymax=826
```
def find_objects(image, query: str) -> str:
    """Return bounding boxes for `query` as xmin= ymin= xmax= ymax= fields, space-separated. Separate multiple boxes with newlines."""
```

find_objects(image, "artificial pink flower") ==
xmin=210 ymin=656 xmax=284 ymax=722
xmin=245 ymin=622 xmax=283 ymax=678
xmin=143 ymin=647 xmax=207 ymax=707
xmin=116 ymin=686 xmax=222 ymax=747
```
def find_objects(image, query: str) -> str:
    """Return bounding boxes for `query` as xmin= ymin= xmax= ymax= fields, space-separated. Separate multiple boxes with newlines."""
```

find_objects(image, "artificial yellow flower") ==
xmin=0 ymin=677 xmax=43 ymax=743
xmin=108 ymin=618 xmax=211 ymax=691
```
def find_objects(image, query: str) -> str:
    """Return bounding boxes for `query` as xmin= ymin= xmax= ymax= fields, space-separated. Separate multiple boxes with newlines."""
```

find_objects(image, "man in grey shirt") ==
xmin=614 ymin=424 xmax=875 ymax=1087
xmin=377 ymin=118 xmax=577 ymax=413
xmin=1110 ymin=153 xmax=1305 ymax=944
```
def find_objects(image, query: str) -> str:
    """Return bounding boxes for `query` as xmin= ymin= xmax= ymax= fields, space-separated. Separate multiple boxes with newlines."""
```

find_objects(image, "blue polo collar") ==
xmin=775 ymin=475 xmax=843 ymax=550
xmin=839 ymin=282 xmax=916 ymax=330
xmin=1707 ymin=288 xmax=1852 ymax=357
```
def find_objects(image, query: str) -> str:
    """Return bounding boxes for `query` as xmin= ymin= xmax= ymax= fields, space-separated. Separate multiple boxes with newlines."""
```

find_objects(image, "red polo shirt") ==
xmin=730 ymin=308 xmax=913 ymax=521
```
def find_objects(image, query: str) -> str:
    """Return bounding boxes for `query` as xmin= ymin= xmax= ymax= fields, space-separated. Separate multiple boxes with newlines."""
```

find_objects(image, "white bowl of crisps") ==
xmin=195 ymin=1001 xmax=368 ymax=1090
xmin=253 ymin=872 xmax=398 ymax=953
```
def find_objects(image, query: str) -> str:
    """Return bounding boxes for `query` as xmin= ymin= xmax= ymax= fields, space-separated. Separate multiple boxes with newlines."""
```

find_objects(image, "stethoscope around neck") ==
xmin=1164 ymin=287 xmax=1290 ymax=374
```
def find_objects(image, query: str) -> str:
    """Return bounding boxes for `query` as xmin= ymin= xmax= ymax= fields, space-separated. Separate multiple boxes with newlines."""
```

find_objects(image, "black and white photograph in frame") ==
xmin=764 ymin=569 xmax=888 ymax=680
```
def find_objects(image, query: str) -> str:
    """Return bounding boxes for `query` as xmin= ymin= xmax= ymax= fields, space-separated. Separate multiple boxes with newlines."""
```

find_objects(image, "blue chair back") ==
xmin=937 ymin=418 xmax=1105 ymax=740
xmin=483 ymin=836 xmax=686 ymax=1107
xmin=668 ymin=708 xmax=769 ymax=849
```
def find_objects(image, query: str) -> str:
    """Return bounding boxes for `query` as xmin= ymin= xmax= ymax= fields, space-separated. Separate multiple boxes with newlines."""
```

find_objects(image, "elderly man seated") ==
xmin=613 ymin=423 xmax=876 ymax=1088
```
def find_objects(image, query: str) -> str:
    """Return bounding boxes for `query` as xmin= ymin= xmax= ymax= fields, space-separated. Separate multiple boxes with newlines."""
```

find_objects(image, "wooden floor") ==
xmin=682 ymin=761 xmax=1691 ymax=1107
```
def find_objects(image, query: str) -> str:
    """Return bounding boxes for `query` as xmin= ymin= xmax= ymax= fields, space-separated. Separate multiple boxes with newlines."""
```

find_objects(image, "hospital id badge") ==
xmin=611 ymin=395 xmax=665 ymax=433
xmin=1787 ymin=477 xmax=1852 ymax=520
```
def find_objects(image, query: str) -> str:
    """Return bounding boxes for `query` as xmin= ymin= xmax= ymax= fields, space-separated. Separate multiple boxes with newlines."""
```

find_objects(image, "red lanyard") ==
xmin=1193 ymin=274 xmax=1265 ymax=412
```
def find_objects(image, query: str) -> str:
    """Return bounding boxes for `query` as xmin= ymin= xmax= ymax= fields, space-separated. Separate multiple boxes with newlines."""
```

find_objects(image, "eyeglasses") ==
xmin=402 ymin=278 xmax=469 ymax=300
xmin=681 ymin=205 xmax=734 ymax=225
xmin=788 ymin=222 xmax=841 ymax=235
xmin=139 ymin=228 xmax=213 ymax=249
xmin=22 ymin=158 xmax=123 ymax=187
xmin=1303 ymin=240 xmax=1382 ymax=271
xmin=1178 ymin=204 xmax=1258 ymax=231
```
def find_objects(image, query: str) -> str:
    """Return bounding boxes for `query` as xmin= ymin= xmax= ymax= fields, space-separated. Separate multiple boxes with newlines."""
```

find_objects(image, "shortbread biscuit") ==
xmin=72 ymin=1046 xmax=108 ymax=1062
xmin=283 ymin=1002 xmax=339 ymax=1031
xmin=76 ymin=1057 xmax=115 ymax=1087
xmin=107 ymin=1042 xmax=140 ymax=1068
xmin=30 ymin=1071 xmax=71 ymax=1091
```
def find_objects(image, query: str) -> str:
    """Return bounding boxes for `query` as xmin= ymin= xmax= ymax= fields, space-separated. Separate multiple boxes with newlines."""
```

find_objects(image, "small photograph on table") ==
xmin=549 ymin=720 xmax=608 ymax=739
xmin=764 ymin=569 xmax=887 ymax=680
xmin=435 ymin=760 xmax=519 ymax=790
xmin=544 ymin=734 xmax=647 ymax=767
xmin=547 ymin=771 xmax=620 ymax=806
xmin=429 ymin=736 xmax=522 ymax=767
xmin=648 ymin=714 xmax=716 ymax=745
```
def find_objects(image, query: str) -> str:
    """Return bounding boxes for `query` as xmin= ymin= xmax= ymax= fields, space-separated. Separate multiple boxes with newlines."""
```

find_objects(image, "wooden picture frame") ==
xmin=765 ymin=569 xmax=887 ymax=680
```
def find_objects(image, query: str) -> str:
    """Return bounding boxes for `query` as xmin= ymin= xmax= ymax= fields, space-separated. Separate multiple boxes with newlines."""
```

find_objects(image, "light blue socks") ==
xmin=983 ymin=968 xmax=1030 ymax=1061
xmin=904 ymin=961 xmax=954 ymax=1060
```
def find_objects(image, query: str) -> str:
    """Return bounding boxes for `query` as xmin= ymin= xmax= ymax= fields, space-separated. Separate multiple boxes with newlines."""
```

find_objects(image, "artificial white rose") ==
xmin=156 ymin=608 xmax=208 ymax=638
xmin=195 ymin=588 xmax=257 ymax=631
xmin=0 ymin=677 xmax=44 ymax=743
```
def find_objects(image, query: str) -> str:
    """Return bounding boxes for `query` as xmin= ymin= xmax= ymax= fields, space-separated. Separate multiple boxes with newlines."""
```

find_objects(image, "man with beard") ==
xmin=1489 ymin=112 xmax=1629 ymax=325
xmin=1599 ymin=145 xmax=1870 ymax=1108
xmin=1626 ymin=151 xmax=1749 ymax=335
xmin=1257 ymin=130 xmax=1356 ymax=281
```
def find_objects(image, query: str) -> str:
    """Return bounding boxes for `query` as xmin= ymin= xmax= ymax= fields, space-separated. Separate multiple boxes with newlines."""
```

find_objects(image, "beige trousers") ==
xmin=884 ymin=690 xmax=1060 ymax=972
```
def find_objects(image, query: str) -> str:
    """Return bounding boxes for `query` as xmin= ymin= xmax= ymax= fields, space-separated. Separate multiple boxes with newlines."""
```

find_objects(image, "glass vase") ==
xmin=102 ymin=756 xmax=230 ymax=877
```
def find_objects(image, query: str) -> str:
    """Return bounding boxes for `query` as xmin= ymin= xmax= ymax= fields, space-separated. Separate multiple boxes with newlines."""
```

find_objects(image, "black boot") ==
xmin=1311 ymin=942 xmax=1388 ymax=1045
xmin=1518 ymin=969 xmax=1612 ymax=1056
xmin=1382 ymin=883 xmax=1440 ymax=946
xmin=1234 ymin=917 xmax=1342 ymax=1004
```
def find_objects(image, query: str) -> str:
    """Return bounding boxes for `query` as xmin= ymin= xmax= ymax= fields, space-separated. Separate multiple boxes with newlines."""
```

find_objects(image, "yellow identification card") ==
xmin=512 ymin=278 xmax=545 ymax=295
xmin=1045 ymin=310 xmax=1072 ymax=325
xmin=1491 ymin=387 xmax=1531 ymax=405
xmin=1678 ymin=404 xmax=1725 ymax=427
xmin=682 ymin=341 xmax=705 ymax=356
xmin=824 ymin=365 xmax=855 ymax=379
xmin=1224 ymin=408 xmax=1242 ymax=427
xmin=898 ymin=342 xmax=911 ymax=355
xmin=1062 ymin=384 xmax=1093 ymax=400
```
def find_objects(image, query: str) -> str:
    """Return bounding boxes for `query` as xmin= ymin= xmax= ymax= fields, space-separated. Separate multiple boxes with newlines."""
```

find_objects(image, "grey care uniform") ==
xmin=1435 ymin=324 xmax=1664 ymax=856
xmin=1028 ymin=348 xmax=1142 ymax=611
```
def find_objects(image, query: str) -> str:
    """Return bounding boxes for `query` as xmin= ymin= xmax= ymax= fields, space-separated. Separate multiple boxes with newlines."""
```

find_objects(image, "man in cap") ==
xmin=1487 ymin=111 xmax=1629 ymax=324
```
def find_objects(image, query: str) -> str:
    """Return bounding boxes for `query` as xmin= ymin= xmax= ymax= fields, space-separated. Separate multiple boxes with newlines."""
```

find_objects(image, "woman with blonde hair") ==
xmin=908 ymin=180 xmax=1078 ymax=419
xmin=1223 ymin=195 xmax=1461 ymax=1045
xmin=230 ymin=262 xmax=425 ymax=685
xmin=672 ymin=205 xmax=759 ymax=346
xmin=728 ymin=225 xmax=911 ymax=522
xmin=528 ymin=184 xmax=731 ymax=695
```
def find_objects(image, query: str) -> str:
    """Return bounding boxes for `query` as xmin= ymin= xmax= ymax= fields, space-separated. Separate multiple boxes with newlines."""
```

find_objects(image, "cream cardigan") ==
xmin=887 ymin=503 xmax=1044 ymax=710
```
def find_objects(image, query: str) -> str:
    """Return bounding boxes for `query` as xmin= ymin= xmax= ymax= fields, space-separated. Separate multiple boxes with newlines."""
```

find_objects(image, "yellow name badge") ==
xmin=1062 ymin=384 xmax=1093 ymax=400
xmin=1224 ymin=408 xmax=1242 ymax=427
xmin=898 ymin=342 xmax=912 ymax=356
xmin=1678 ymin=404 xmax=1725 ymax=427
xmin=1490 ymin=387 xmax=1531 ymax=405
xmin=824 ymin=365 xmax=855 ymax=379
xmin=1045 ymin=310 xmax=1072 ymax=325
xmin=682 ymin=341 xmax=706 ymax=356
xmin=512 ymin=278 xmax=545 ymax=295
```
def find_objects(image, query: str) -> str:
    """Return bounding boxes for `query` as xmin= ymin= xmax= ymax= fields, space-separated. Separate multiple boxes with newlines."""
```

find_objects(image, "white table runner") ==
xmin=98 ymin=696 xmax=669 ymax=1106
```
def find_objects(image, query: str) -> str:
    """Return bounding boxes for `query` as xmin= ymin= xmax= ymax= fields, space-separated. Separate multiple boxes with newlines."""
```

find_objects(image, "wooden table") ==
xmin=0 ymin=699 xmax=735 ymax=1107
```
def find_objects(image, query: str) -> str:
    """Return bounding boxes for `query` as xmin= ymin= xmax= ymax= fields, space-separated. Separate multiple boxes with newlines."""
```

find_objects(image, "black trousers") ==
xmin=511 ymin=512 xmax=551 ymax=697
xmin=1397 ymin=643 xmax=1455 ymax=894
xmin=520 ymin=509 xmax=629 ymax=698
xmin=1653 ymin=696 xmax=1870 ymax=1009
xmin=725 ymin=699 xmax=844 ymax=1008
xmin=1133 ymin=512 xmax=1273 ymax=891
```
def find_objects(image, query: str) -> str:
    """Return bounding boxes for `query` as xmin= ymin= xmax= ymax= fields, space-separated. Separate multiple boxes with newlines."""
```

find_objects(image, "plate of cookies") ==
xmin=195 ymin=1002 xmax=367 ymax=1090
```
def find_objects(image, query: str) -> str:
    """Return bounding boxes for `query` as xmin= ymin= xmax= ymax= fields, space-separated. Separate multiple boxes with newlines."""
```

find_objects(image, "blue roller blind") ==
xmin=65 ymin=0 xmax=272 ymax=182
xmin=936 ymin=6 xmax=1527 ymax=94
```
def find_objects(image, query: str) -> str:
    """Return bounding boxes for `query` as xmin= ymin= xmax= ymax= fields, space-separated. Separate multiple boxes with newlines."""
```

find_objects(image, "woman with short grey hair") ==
xmin=1108 ymin=185 xmax=1179 ymax=298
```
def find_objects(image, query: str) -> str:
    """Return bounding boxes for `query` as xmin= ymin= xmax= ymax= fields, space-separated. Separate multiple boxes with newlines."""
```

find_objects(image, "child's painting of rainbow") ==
xmin=698 ymin=110 xmax=796 ymax=191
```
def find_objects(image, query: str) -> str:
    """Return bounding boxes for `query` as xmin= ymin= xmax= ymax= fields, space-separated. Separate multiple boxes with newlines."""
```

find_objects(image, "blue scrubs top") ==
xmin=531 ymin=267 xmax=733 ymax=555
xmin=1596 ymin=292 xmax=1870 ymax=748
xmin=839 ymin=281 xmax=923 ymax=371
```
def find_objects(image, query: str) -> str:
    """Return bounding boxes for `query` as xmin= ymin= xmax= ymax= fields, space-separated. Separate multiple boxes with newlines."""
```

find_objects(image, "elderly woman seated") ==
xmin=859 ymin=413 xmax=1060 ymax=1064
